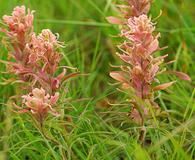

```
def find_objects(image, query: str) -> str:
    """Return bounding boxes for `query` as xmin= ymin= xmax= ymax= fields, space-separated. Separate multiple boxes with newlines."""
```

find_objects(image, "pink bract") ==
xmin=20 ymin=88 xmax=60 ymax=123
xmin=108 ymin=0 xmax=190 ymax=124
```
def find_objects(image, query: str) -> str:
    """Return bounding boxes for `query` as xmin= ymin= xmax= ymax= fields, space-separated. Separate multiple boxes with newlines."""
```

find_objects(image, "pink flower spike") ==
xmin=2 ymin=5 xmax=34 ymax=34
xmin=108 ymin=0 xmax=191 ymax=126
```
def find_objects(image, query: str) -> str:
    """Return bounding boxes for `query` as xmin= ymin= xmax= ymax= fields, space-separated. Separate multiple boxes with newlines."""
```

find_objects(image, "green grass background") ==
xmin=0 ymin=0 xmax=194 ymax=159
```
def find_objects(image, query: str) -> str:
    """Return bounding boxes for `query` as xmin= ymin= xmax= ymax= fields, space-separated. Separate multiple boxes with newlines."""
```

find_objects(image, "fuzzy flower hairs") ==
xmin=107 ymin=0 xmax=190 ymax=125
xmin=1 ymin=6 xmax=79 ymax=124
xmin=17 ymin=88 xmax=60 ymax=124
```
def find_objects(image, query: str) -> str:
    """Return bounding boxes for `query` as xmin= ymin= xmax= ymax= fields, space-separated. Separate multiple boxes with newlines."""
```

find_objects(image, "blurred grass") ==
xmin=0 ymin=0 xmax=194 ymax=159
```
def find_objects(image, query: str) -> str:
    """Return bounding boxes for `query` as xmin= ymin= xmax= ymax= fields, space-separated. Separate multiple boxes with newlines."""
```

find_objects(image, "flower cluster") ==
xmin=1 ymin=6 xmax=78 ymax=123
xmin=2 ymin=5 xmax=34 ymax=43
xmin=1 ymin=6 xmax=66 ymax=92
xmin=108 ymin=1 xmax=190 ymax=124
xmin=16 ymin=88 xmax=60 ymax=124
xmin=119 ymin=15 xmax=161 ymax=99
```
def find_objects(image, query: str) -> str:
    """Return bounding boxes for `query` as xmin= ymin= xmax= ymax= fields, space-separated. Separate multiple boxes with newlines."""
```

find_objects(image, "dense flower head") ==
xmin=25 ymin=33 xmax=45 ymax=63
xmin=25 ymin=29 xmax=61 ymax=60
xmin=1 ymin=5 xmax=35 ymax=64
xmin=25 ymin=29 xmax=62 ymax=74
xmin=118 ymin=15 xmax=161 ymax=96
xmin=127 ymin=15 xmax=155 ymax=35
xmin=110 ymin=14 xmax=163 ymax=123
xmin=3 ymin=6 xmax=34 ymax=33
xmin=20 ymin=88 xmax=60 ymax=123
xmin=36 ymin=29 xmax=62 ymax=74
xmin=122 ymin=15 xmax=159 ymax=57
xmin=37 ymin=29 xmax=62 ymax=50
xmin=1 ymin=6 xmax=68 ymax=92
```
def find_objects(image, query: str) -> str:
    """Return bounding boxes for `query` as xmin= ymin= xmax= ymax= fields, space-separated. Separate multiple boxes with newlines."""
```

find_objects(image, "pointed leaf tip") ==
xmin=106 ymin=16 xmax=123 ymax=24
xmin=169 ymin=71 xmax=191 ymax=81
xmin=110 ymin=71 xmax=128 ymax=83
xmin=153 ymin=81 xmax=176 ymax=91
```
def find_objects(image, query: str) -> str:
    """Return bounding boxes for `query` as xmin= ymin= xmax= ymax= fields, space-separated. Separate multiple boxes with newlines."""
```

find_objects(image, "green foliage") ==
xmin=0 ymin=0 xmax=194 ymax=159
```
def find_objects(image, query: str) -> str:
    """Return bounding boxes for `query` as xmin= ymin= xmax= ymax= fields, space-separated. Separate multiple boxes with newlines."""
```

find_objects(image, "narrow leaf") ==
xmin=63 ymin=72 xmax=80 ymax=81
xmin=153 ymin=81 xmax=176 ymax=91
xmin=165 ymin=71 xmax=191 ymax=81
xmin=110 ymin=71 xmax=128 ymax=83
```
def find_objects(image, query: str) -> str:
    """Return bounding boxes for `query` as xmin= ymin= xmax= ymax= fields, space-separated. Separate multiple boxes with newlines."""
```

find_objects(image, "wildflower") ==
xmin=2 ymin=5 xmax=34 ymax=44
xmin=1 ymin=5 xmax=34 ymax=67
xmin=1 ymin=6 xmax=79 ymax=123
xmin=1 ymin=6 xmax=79 ymax=94
xmin=111 ymin=15 xmax=162 ymax=100
xmin=25 ymin=29 xmax=62 ymax=74
xmin=108 ymin=1 xmax=190 ymax=124
xmin=37 ymin=29 xmax=62 ymax=50
xmin=36 ymin=29 xmax=62 ymax=74
xmin=17 ymin=88 xmax=60 ymax=124
xmin=110 ymin=14 xmax=165 ymax=123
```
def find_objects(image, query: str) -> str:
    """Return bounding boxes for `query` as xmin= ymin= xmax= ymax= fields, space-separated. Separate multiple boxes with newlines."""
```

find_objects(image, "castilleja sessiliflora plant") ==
xmin=0 ymin=6 xmax=79 ymax=124
xmin=107 ymin=0 xmax=190 ymax=125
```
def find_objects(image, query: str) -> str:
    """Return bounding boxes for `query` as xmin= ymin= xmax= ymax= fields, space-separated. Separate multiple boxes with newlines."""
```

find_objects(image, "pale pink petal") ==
xmin=147 ymin=39 xmax=159 ymax=55
xmin=50 ymin=92 xmax=59 ymax=105
xmin=106 ymin=16 xmax=123 ymax=24
xmin=110 ymin=71 xmax=128 ymax=83
xmin=119 ymin=54 xmax=132 ymax=64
